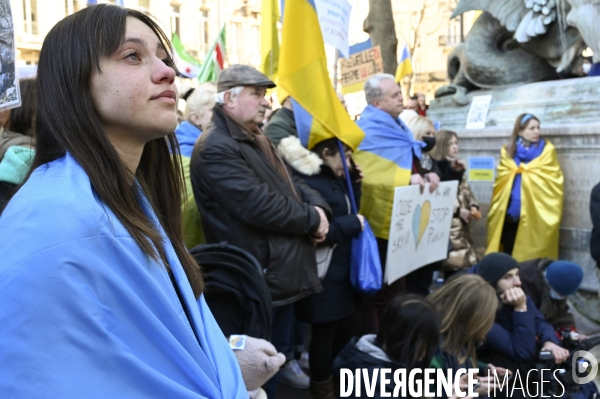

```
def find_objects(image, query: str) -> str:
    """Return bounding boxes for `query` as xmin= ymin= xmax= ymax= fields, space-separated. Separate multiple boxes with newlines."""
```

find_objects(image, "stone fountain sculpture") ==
xmin=428 ymin=1 xmax=600 ymax=327
xmin=439 ymin=0 xmax=588 ymax=101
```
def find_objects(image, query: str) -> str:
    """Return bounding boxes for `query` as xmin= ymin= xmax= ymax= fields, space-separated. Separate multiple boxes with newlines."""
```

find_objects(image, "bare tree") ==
xmin=363 ymin=0 xmax=398 ymax=75
xmin=400 ymin=0 xmax=444 ymax=95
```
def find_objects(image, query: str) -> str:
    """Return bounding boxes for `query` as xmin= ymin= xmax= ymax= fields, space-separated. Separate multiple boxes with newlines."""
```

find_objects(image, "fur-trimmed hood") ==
xmin=277 ymin=136 xmax=322 ymax=176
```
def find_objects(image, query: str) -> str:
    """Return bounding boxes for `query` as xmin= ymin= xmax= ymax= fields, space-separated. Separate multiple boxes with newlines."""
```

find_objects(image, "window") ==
xmin=22 ymin=0 xmax=38 ymax=35
xmin=65 ymin=0 xmax=74 ymax=16
xmin=199 ymin=9 xmax=209 ymax=53
xmin=170 ymin=5 xmax=180 ymax=37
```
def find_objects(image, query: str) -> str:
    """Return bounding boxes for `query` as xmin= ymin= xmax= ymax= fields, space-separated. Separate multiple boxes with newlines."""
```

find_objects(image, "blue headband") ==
xmin=520 ymin=114 xmax=534 ymax=126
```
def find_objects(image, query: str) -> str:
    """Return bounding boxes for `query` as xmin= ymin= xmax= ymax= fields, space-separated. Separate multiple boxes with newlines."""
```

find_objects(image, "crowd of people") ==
xmin=0 ymin=4 xmax=598 ymax=399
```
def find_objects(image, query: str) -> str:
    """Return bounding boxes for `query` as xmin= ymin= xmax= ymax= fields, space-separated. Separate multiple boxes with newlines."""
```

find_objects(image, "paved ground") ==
xmin=275 ymin=384 xmax=311 ymax=399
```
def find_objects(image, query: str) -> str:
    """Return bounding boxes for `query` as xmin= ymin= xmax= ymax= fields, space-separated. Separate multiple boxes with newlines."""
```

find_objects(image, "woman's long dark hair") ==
xmin=30 ymin=5 xmax=203 ymax=296
xmin=376 ymin=294 xmax=441 ymax=369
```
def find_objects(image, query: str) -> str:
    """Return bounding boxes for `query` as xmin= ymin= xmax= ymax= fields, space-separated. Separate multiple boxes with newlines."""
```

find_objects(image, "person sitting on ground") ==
xmin=518 ymin=258 xmax=584 ymax=335
xmin=476 ymin=253 xmax=568 ymax=373
xmin=333 ymin=295 xmax=442 ymax=398
xmin=427 ymin=274 xmax=506 ymax=399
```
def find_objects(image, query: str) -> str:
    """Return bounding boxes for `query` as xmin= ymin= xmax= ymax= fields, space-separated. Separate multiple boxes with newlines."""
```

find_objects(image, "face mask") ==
xmin=422 ymin=136 xmax=436 ymax=153
xmin=583 ymin=63 xmax=592 ymax=74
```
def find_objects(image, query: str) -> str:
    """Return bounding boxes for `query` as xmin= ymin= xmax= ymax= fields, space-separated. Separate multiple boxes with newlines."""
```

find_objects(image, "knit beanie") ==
xmin=477 ymin=252 xmax=520 ymax=287
xmin=545 ymin=261 xmax=583 ymax=296
xmin=232 ymin=336 xmax=286 ymax=391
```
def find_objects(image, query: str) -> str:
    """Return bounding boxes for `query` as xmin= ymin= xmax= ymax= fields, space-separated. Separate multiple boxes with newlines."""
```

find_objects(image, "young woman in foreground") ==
xmin=0 ymin=5 xmax=245 ymax=398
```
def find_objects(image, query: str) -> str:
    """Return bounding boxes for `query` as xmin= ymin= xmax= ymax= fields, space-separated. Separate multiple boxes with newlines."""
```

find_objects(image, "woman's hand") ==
xmin=459 ymin=208 xmax=472 ymax=223
xmin=451 ymin=159 xmax=466 ymax=171
xmin=352 ymin=162 xmax=364 ymax=183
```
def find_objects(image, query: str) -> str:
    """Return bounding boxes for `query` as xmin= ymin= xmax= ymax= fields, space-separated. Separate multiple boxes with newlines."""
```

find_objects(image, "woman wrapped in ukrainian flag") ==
xmin=486 ymin=113 xmax=564 ymax=262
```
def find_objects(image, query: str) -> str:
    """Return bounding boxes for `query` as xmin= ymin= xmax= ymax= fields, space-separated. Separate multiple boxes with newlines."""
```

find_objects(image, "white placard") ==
xmin=385 ymin=181 xmax=458 ymax=284
xmin=465 ymin=94 xmax=492 ymax=129
xmin=314 ymin=0 xmax=351 ymax=58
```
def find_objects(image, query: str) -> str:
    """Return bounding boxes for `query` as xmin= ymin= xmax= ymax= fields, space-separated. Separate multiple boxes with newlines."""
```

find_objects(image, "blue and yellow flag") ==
xmin=278 ymin=0 xmax=364 ymax=150
xmin=486 ymin=142 xmax=564 ymax=261
xmin=354 ymin=105 xmax=425 ymax=240
xmin=395 ymin=44 xmax=413 ymax=82
xmin=261 ymin=0 xmax=280 ymax=79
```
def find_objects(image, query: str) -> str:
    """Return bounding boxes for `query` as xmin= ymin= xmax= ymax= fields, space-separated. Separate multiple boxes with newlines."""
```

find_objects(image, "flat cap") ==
xmin=217 ymin=64 xmax=276 ymax=92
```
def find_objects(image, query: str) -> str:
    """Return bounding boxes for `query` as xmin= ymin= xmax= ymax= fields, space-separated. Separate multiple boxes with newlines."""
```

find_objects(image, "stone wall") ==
xmin=428 ymin=77 xmax=600 ymax=322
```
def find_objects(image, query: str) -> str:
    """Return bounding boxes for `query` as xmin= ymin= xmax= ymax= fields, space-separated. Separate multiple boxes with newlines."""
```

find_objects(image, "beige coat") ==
xmin=443 ymin=178 xmax=480 ymax=270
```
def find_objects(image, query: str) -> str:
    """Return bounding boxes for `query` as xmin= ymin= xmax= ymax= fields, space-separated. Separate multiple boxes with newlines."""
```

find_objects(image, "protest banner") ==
xmin=385 ymin=181 xmax=458 ymax=284
xmin=339 ymin=45 xmax=383 ymax=93
xmin=314 ymin=0 xmax=351 ymax=58
xmin=0 ymin=0 xmax=19 ymax=112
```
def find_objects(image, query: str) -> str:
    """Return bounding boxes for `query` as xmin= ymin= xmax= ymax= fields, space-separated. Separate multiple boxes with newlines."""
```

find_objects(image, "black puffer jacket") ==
xmin=295 ymin=164 xmax=362 ymax=324
xmin=191 ymin=106 xmax=329 ymax=306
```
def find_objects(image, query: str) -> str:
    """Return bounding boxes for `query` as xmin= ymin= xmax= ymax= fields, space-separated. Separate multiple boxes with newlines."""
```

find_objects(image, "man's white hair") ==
xmin=364 ymin=73 xmax=396 ymax=105
xmin=184 ymin=82 xmax=217 ymax=120
xmin=214 ymin=86 xmax=244 ymax=104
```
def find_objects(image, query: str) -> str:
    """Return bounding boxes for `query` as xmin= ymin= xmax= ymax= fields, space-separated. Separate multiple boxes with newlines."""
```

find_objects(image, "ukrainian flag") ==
xmin=395 ymin=44 xmax=413 ymax=82
xmin=260 ymin=0 xmax=279 ymax=79
xmin=278 ymin=0 xmax=364 ymax=150
xmin=354 ymin=106 xmax=425 ymax=240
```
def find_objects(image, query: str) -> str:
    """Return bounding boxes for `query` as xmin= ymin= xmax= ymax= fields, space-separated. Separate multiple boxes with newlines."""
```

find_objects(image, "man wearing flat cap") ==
xmin=190 ymin=65 xmax=331 ymax=396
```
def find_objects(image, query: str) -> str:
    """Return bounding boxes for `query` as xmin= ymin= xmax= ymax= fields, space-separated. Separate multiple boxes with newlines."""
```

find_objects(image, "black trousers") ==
xmin=500 ymin=216 xmax=520 ymax=256
xmin=309 ymin=312 xmax=361 ymax=382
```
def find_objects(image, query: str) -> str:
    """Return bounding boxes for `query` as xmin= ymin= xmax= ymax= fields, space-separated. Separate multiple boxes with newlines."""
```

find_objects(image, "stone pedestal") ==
xmin=428 ymin=77 xmax=600 ymax=324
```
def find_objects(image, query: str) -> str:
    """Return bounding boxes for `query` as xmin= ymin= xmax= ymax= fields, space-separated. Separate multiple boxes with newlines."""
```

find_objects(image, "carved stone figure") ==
xmin=441 ymin=0 xmax=585 ymax=94
xmin=565 ymin=0 xmax=600 ymax=64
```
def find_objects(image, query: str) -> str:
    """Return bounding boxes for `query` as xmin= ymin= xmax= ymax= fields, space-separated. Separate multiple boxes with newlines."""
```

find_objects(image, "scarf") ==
xmin=221 ymin=106 xmax=300 ymax=199
xmin=506 ymin=138 xmax=545 ymax=219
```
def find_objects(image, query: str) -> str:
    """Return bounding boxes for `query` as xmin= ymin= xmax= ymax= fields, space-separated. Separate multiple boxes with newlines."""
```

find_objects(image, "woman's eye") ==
xmin=125 ymin=51 xmax=141 ymax=61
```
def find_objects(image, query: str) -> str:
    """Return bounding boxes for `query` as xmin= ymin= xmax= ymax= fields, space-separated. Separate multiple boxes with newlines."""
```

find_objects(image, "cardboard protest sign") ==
xmin=0 ymin=0 xmax=19 ymax=112
xmin=385 ymin=181 xmax=458 ymax=284
xmin=340 ymin=45 xmax=383 ymax=90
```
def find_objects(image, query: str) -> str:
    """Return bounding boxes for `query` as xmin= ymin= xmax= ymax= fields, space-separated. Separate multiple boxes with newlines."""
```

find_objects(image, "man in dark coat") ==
xmin=476 ymin=253 xmax=568 ymax=373
xmin=190 ymin=64 xmax=331 ymax=398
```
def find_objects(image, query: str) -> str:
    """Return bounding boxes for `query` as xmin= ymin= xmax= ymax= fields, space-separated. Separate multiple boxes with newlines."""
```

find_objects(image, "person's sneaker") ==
xmin=278 ymin=359 xmax=310 ymax=389
xmin=297 ymin=351 xmax=310 ymax=372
